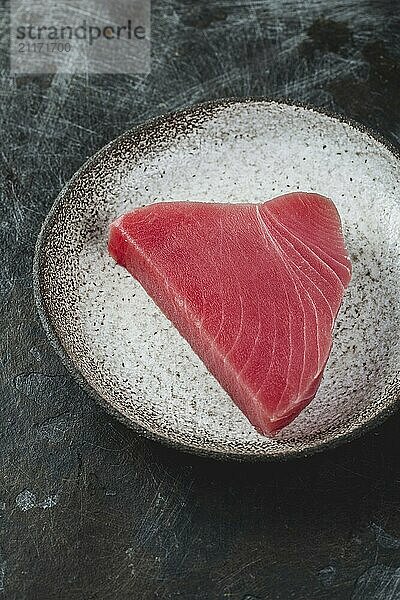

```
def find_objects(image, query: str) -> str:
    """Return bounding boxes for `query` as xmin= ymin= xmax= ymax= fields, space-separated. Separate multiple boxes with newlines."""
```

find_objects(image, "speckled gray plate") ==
xmin=34 ymin=98 xmax=400 ymax=461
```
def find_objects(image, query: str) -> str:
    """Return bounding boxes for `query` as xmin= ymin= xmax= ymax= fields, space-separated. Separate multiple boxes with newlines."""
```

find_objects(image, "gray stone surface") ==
xmin=1 ymin=1 xmax=399 ymax=598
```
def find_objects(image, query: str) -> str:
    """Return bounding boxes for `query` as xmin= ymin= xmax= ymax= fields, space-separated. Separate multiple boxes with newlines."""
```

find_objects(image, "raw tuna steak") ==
xmin=108 ymin=193 xmax=351 ymax=436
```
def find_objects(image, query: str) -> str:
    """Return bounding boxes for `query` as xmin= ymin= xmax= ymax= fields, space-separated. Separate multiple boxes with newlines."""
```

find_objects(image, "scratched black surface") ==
xmin=1 ymin=1 xmax=400 ymax=599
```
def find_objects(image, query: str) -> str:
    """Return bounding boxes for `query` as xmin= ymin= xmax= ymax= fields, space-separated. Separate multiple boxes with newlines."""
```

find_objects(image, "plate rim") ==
xmin=33 ymin=96 xmax=400 ymax=462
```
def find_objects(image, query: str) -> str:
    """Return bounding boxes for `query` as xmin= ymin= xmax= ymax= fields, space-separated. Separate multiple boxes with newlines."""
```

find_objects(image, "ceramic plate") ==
xmin=34 ymin=98 xmax=400 ymax=460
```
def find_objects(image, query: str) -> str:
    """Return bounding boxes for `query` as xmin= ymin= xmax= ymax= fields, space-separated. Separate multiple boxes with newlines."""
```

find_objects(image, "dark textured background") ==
xmin=1 ymin=1 xmax=400 ymax=599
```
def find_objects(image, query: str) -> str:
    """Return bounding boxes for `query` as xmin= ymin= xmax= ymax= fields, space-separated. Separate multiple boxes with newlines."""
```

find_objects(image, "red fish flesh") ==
xmin=108 ymin=193 xmax=352 ymax=436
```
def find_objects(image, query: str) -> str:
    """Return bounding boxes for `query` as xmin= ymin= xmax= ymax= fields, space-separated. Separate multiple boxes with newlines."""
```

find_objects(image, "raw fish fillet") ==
xmin=108 ymin=193 xmax=352 ymax=436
